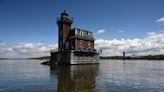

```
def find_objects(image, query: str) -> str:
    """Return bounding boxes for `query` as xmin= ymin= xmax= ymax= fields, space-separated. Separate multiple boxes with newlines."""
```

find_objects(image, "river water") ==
xmin=0 ymin=60 xmax=164 ymax=92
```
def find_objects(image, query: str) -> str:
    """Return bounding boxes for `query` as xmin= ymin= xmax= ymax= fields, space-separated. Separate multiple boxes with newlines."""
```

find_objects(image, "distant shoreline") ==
xmin=100 ymin=54 xmax=164 ymax=60
xmin=0 ymin=58 xmax=29 ymax=60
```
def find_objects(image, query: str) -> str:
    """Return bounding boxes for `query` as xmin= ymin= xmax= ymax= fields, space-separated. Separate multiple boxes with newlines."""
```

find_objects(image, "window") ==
xmin=80 ymin=30 xmax=83 ymax=36
xmin=75 ymin=29 xmax=77 ymax=35
xmin=70 ymin=40 xmax=74 ymax=49
xmin=84 ymin=31 xmax=87 ymax=37
xmin=87 ymin=32 xmax=89 ymax=37
xmin=90 ymin=33 xmax=93 ymax=38
xmin=88 ymin=41 xmax=91 ymax=48
xmin=88 ymin=32 xmax=90 ymax=38
xmin=65 ymin=41 xmax=69 ymax=50
xmin=77 ymin=29 xmax=80 ymax=36
xmin=60 ymin=31 xmax=62 ymax=37
xmin=80 ymin=40 xmax=83 ymax=48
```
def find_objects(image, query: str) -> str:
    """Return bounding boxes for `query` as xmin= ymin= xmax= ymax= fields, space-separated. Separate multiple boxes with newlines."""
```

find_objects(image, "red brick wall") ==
xmin=63 ymin=25 xmax=71 ymax=42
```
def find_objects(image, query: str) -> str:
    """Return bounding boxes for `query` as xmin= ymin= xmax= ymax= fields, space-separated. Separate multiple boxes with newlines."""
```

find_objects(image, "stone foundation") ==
xmin=50 ymin=50 xmax=99 ymax=64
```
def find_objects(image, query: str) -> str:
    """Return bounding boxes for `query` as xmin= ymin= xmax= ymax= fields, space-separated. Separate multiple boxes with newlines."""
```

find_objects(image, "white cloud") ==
xmin=0 ymin=41 xmax=58 ymax=58
xmin=118 ymin=30 xmax=125 ymax=33
xmin=95 ymin=32 xmax=164 ymax=56
xmin=96 ymin=29 xmax=106 ymax=34
xmin=156 ymin=17 xmax=164 ymax=22
xmin=1 ymin=32 xmax=164 ymax=58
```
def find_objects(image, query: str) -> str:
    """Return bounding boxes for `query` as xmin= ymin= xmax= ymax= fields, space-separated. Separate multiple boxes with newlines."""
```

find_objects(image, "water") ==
xmin=0 ymin=60 xmax=164 ymax=92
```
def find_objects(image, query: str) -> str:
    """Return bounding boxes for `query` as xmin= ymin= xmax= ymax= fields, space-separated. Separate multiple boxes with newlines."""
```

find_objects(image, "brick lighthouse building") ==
xmin=50 ymin=10 xmax=99 ymax=64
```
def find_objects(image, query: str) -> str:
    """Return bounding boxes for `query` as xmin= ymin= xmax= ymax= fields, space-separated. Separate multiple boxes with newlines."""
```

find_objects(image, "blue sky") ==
xmin=0 ymin=0 xmax=164 ymax=43
xmin=0 ymin=0 xmax=164 ymax=57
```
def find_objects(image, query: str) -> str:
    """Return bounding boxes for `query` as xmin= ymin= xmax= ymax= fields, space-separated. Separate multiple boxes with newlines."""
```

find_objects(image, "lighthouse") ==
xmin=50 ymin=10 xmax=99 ymax=64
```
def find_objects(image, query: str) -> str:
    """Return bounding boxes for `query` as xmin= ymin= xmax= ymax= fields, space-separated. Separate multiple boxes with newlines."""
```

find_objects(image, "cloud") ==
xmin=0 ymin=42 xmax=58 ymax=58
xmin=1 ymin=32 xmax=164 ymax=58
xmin=96 ymin=29 xmax=106 ymax=34
xmin=156 ymin=17 xmax=164 ymax=22
xmin=118 ymin=30 xmax=125 ymax=33
xmin=95 ymin=32 xmax=164 ymax=56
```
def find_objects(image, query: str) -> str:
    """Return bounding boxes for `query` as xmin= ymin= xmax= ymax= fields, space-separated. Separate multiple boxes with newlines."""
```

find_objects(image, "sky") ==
xmin=0 ymin=0 xmax=164 ymax=58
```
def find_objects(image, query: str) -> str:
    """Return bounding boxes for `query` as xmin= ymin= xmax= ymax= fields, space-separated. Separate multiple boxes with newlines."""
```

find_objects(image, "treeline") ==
xmin=100 ymin=54 xmax=164 ymax=60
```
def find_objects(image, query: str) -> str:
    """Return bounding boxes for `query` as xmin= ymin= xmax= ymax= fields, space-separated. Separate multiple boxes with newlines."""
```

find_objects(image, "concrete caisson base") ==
xmin=50 ymin=50 xmax=99 ymax=65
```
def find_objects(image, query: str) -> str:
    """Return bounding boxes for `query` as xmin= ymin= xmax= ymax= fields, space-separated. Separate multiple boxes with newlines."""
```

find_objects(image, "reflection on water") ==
xmin=50 ymin=65 xmax=99 ymax=92
xmin=1 ymin=60 xmax=164 ymax=92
